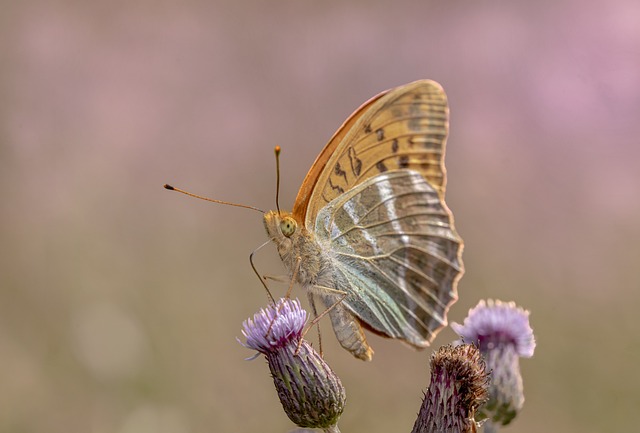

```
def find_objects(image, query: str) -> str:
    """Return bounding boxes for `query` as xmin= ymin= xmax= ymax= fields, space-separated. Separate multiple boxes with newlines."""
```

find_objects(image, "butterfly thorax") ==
xmin=263 ymin=209 xmax=374 ymax=361
xmin=263 ymin=210 xmax=329 ymax=288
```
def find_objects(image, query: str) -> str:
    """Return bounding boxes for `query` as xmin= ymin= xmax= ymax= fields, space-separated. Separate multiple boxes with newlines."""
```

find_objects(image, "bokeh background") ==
xmin=2 ymin=1 xmax=639 ymax=432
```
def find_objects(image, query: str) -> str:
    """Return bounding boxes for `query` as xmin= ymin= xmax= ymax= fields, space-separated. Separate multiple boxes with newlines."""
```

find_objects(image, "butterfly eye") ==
xmin=280 ymin=217 xmax=297 ymax=237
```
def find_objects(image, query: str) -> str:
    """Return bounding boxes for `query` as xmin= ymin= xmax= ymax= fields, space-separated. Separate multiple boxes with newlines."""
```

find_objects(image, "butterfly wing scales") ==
xmin=315 ymin=170 xmax=462 ymax=346
xmin=292 ymin=89 xmax=388 ymax=224
xmin=294 ymin=80 xmax=450 ymax=228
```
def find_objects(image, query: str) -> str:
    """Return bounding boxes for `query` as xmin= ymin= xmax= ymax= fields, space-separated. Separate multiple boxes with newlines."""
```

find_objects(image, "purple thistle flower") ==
xmin=241 ymin=297 xmax=308 ymax=354
xmin=240 ymin=298 xmax=345 ymax=432
xmin=412 ymin=344 xmax=490 ymax=433
xmin=452 ymin=300 xmax=535 ymax=429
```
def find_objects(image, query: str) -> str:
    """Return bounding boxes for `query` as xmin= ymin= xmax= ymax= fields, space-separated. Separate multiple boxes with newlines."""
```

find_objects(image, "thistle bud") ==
xmin=412 ymin=344 xmax=490 ymax=433
xmin=452 ymin=300 xmax=536 ymax=429
xmin=240 ymin=298 xmax=345 ymax=432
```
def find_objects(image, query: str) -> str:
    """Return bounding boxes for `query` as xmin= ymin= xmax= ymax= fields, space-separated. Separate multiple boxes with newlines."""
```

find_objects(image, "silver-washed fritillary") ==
xmin=264 ymin=79 xmax=463 ymax=361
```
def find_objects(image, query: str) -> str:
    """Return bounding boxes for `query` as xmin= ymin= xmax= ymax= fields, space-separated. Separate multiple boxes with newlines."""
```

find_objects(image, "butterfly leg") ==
xmin=262 ymin=254 xmax=303 ymax=293
xmin=309 ymin=286 xmax=374 ymax=361
xmin=266 ymin=256 xmax=303 ymax=339
xmin=296 ymin=292 xmax=326 ymax=358
xmin=285 ymin=256 xmax=302 ymax=299
xmin=297 ymin=289 xmax=352 ymax=357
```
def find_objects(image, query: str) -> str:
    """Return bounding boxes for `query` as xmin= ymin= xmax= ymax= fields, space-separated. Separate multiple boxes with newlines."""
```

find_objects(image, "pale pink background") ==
xmin=1 ymin=1 xmax=639 ymax=432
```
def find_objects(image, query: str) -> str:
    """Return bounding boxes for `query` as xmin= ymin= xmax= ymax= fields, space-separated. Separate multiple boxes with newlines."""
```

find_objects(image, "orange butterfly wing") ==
xmin=293 ymin=79 xmax=450 ymax=227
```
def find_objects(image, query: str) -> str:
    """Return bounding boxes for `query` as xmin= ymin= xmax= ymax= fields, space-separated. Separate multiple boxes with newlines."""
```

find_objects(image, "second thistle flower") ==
xmin=412 ymin=344 xmax=490 ymax=433
xmin=452 ymin=299 xmax=536 ymax=427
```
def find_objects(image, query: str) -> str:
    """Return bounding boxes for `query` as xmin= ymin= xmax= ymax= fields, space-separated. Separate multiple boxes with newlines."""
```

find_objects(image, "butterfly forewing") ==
xmin=315 ymin=170 xmax=462 ymax=347
xmin=295 ymin=80 xmax=450 ymax=228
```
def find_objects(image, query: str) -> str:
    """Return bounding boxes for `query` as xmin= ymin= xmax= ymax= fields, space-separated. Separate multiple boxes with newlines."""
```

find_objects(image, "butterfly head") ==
xmin=264 ymin=210 xmax=299 ymax=240
xmin=264 ymin=210 xmax=304 ymax=267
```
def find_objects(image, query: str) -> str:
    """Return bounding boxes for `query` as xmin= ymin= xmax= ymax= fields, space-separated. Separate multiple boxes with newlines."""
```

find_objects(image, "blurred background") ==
xmin=1 ymin=1 xmax=639 ymax=432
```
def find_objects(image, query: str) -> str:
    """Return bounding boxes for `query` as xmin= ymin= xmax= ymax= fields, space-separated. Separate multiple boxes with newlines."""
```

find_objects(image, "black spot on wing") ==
xmin=399 ymin=155 xmax=410 ymax=168
xmin=420 ymin=162 xmax=431 ymax=170
xmin=376 ymin=161 xmax=388 ymax=173
xmin=348 ymin=147 xmax=363 ymax=177
xmin=334 ymin=162 xmax=348 ymax=183
xmin=376 ymin=128 xmax=384 ymax=141
xmin=391 ymin=139 xmax=399 ymax=153
xmin=328 ymin=179 xmax=345 ymax=194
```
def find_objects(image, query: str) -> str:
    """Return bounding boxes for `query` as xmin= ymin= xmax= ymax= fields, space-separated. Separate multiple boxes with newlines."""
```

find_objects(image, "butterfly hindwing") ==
xmin=314 ymin=170 xmax=462 ymax=347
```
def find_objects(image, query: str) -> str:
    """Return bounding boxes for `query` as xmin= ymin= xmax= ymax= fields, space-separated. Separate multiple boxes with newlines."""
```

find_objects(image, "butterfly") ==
xmin=263 ymin=80 xmax=463 ymax=361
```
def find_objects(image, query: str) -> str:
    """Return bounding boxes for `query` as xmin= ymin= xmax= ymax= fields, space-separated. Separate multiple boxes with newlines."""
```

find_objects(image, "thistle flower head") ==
xmin=451 ymin=299 xmax=535 ymax=358
xmin=452 ymin=300 xmax=536 ymax=428
xmin=412 ymin=344 xmax=490 ymax=433
xmin=239 ymin=298 xmax=345 ymax=431
xmin=241 ymin=297 xmax=307 ymax=354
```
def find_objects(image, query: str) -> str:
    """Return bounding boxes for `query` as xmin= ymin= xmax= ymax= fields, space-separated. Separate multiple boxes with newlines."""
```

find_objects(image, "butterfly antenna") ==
xmin=274 ymin=146 xmax=282 ymax=215
xmin=250 ymin=240 xmax=275 ymax=303
xmin=164 ymin=184 xmax=265 ymax=213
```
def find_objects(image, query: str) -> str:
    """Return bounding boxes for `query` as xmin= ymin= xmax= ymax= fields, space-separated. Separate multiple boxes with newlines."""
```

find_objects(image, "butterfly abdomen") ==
xmin=317 ymin=291 xmax=374 ymax=361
